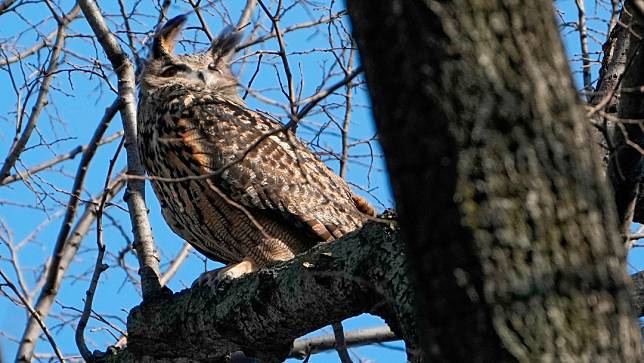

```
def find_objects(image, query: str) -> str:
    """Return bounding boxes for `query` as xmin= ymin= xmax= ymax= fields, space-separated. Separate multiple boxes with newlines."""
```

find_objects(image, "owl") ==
xmin=137 ymin=15 xmax=374 ymax=283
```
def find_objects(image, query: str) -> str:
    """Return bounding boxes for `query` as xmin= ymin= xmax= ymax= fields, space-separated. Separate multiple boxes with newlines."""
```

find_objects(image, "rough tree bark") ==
xmin=603 ymin=1 xmax=644 ymax=234
xmin=347 ymin=0 xmax=642 ymax=362
xmin=83 ymin=1 xmax=644 ymax=362
xmin=98 ymin=220 xmax=416 ymax=362
xmin=575 ymin=0 xmax=644 ymax=227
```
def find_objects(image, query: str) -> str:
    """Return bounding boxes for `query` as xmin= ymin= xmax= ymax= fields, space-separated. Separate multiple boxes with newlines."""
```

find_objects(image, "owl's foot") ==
xmin=192 ymin=259 xmax=259 ymax=290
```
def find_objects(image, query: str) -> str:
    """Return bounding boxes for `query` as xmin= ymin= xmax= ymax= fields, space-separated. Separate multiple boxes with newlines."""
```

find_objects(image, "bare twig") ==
xmin=188 ymin=0 xmax=214 ymax=40
xmin=0 ymin=269 xmax=65 ymax=363
xmin=117 ymin=0 xmax=140 ymax=65
xmin=237 ymin=0 xmax=257 ymax=29
xmin=0 ymin=26 xmax=66 ymax=182
xmin=236 ymin=11 xmax=348 ymax=52
xmin=339 ymin=48 xmax=355 ymax=178
xmin=257 ymin=0 xmax=298 ymax=119
xmin=156 ymin=0 xmax=171 ymax=24
xmin=0 ymin=5 xmax=81 ymax=66
xmin=1 ymin=131 xmax=123 ymax=186
xmin=297 ymin=66 xmax=363 ymax=120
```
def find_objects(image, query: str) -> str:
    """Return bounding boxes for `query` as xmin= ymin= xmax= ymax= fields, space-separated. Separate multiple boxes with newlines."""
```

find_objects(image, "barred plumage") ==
xmin=137 ymin=15 xmax=371 ymax=280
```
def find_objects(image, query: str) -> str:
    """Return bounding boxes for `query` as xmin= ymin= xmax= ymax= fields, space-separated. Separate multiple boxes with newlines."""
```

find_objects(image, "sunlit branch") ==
xmin=16 ymin=97 xmax=121 ymax=362
xmin=78 ymin=0 xmax=162 ymax=300
xmin=0 ymin=25 xmax=66 ymax=183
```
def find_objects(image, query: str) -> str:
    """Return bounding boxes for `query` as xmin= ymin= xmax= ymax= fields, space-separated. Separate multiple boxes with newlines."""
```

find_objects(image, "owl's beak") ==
xmin=193 ymin=70 xmax=215 ymax=86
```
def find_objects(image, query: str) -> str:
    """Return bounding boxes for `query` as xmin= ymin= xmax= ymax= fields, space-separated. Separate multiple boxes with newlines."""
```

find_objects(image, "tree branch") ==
xmin=96 ymin=220 xmax=416 ymax=363
xmin=16 ymin=97 xmax=121 ymax=363
xmin=0 ymin=269 xmax=64 ymax=363
xmin=14 ymin=175 xmax=126 ymax=361
xmin=0 ymin=24 xmax=66 ymax=182
xmin=288 ymin=326 xmax=397 ymax=359
xmin=602 ymin=1 xmax=644 ymax=236
xmin=0 ymin=5 xmax=80 ymax=66
xmin=630 ymin=270 xmax=644 ymax=316
xmin=0 ymin=131 xmax=123 ymax=186
xmin=77 ymin=0 xmax=162 ymax=299
xmin=575 ymin=0 xmax=592 ymax=100
xmin=77 ymin=136 xmax=125 ymax=361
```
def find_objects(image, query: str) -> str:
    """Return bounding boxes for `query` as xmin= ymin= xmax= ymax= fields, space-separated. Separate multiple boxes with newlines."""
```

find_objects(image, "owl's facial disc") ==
xmin=141 ymin=15 xmax=242 ymax=102
xmin=156 ymin=59 xmax=225 ymax=88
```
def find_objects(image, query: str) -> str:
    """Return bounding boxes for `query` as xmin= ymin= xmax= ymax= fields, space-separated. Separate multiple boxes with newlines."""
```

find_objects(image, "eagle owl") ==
xmin=137 ymin=15 xmax=374 ymax=282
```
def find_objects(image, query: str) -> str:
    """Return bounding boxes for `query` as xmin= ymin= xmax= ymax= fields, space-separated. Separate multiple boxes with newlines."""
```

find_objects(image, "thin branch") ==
xmin=15 ymin=98 xmax=120 ymax=363
xmin=156 ymin=0 xmax=171 ymax=24
xmin=188 ymin=0 xmax=214 ymax=40
xmin=1 ymin=131 xmax=123 ymax=186
xmin=78 ymin=0 xmax=162 ymax=299
xmin=289 ymin=326 xmax=398 ymax=359
xmin=575 ymin=0 xmax=592 ymax=100
xmin=331 ymin=322 xmax=353 ymax=363
xmin=0 ymin=25 xmax=66 ymax=182
xmin=0 ymin=269 xmax=65 ymax=363
xmin=76 ymin=137 xmax=124 ymax=362
xmin=339 ymin=48 xmax=355 ymax=178
xmin=236 ymin=11 xmax=347 ymax=52
xmin=237 ymin=0 xmax=257 ymax=29
xmin=0 ymin=5 xmax=81 ymax=66
xmin=14 ymin=173 xmax=125 ymax=362
xmin=257 ymin=0 xmax=298 ymax=119
xmin=297 ymin=66 xmax=363 ymax=120
xmin=117 ymin=0 xmax=140 ymax=66
xmin=159 ymin=243 xmax=192 ymax=286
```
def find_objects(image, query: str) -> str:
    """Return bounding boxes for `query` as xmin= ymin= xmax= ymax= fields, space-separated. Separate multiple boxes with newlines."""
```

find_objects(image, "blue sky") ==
xmin=0 ymin=1 xmax=640 ymax=362
xmin=0 ymin=1 xmax=398 ymax=362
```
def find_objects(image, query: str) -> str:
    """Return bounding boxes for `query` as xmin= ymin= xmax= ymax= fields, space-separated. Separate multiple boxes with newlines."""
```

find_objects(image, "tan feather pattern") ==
xmin=138 ymin=85 xmax=370 ymax=267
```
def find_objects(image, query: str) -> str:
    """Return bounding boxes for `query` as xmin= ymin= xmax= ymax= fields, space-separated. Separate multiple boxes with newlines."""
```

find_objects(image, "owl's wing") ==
xmin=176 ymin=99 xmax=366 ymax=241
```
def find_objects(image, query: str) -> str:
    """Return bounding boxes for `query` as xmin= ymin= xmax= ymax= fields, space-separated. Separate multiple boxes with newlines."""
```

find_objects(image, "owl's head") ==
xmin=140 ymin=15 xmax=242 ymax=102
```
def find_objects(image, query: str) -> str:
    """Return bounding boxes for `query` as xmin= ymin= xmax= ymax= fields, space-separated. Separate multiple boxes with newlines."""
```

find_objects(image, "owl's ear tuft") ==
xmin=211 ymin=27 xmax=242 ymax=65
xmin=152 ymin=14 xmax=188 ymax=59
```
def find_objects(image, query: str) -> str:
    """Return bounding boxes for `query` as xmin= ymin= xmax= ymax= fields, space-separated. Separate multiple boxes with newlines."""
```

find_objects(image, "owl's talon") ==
xmin=192 ymin=259 xmax=259 ymax=291
xmin=191 ymin=268 xmax=228 ymax=290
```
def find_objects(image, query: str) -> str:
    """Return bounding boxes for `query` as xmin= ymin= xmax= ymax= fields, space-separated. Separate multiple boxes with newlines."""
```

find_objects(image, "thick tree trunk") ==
xmin=583 ymin=0 xmax=644 ymax=227
xmin=348 ymin=1 xmax=643 ymax=362
xmin=602 ymin=2 xmax=644 ymax=233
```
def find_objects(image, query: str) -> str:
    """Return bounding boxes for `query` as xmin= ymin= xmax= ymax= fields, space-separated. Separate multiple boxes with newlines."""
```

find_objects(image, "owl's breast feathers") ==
xmin=137 ymin=87 xmax=369 ymax=264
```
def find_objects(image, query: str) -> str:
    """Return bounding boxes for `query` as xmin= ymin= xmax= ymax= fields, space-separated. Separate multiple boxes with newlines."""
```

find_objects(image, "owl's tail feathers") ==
xmin=352 ymin=195 xmax=376 ymax=217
